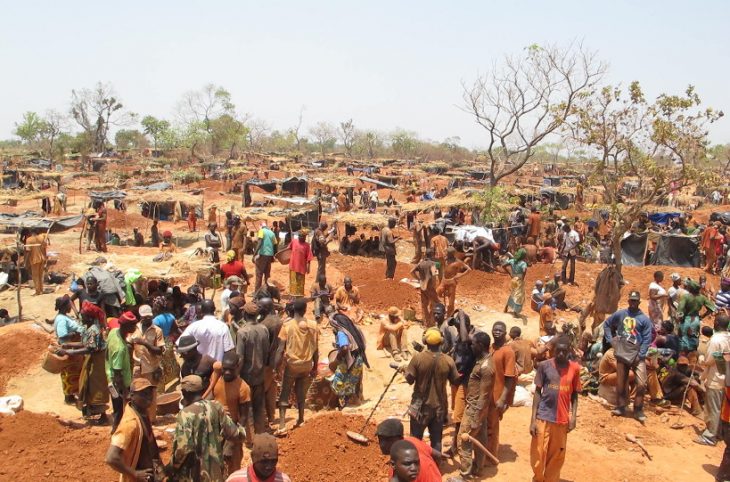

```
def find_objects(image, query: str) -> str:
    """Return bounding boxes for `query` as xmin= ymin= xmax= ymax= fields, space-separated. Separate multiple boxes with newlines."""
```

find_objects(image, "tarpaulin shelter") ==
xmin=621 ymin=231 xmax=700 ymax=267
xmin=359 ymin=176 xmax=396 ymax=189
xmin=710 ymin=212 xmax=730 ymax=225
xmin=129 ymin=190 xmax=203 ymax=221
xmin=26 ymin=158 xmax=52 ymax=169
xmin=647 ymin=212 xmax=680 ymax=225
xmin=89 ymin=190 xmax=127 ymax=202
xmin=132 ymin=182 xmax=173 ymax=191
xmin=539 ymin=188 xmax=573 ymax=210
xmin=281 ymin=176 xmax=308 ymax=196
xmin=543 ymin=176 xmax=562 ymax=187
xmin=0 ymin=211 xmax=83 ymax=232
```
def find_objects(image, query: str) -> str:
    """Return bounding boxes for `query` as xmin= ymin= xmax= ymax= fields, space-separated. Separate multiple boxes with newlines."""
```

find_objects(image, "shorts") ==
xmin=279 ymin=363 xmax=312 ymax=407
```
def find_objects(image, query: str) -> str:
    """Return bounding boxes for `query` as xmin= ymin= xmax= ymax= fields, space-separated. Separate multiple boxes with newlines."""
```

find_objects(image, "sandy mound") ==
xmin=278 ymin=412 xmax=388 ymax=482
xmin=0 ymin=326 xmax=52 ymax=395
xmin=0 ymin=411 xmax=116 ymax=481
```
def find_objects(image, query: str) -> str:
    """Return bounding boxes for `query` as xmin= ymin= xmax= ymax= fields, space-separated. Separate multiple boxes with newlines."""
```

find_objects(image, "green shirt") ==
xmin=677 ymin=293 xmax=716 ymax=318
xmin=257 ymin=227 xmax=277 ymax=256
xmin=105 ymin=328 xmax=132 ymax=388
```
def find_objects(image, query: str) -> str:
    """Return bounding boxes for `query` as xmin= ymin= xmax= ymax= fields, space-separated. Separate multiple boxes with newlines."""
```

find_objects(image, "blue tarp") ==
xmin=648 ymin=212 xmax=680 ymax=225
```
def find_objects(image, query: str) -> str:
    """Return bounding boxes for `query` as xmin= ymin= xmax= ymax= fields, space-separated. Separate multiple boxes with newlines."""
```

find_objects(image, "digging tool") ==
xmin=460 ymin=433 xmax=500 ymax=465
xmin=670 ymin=359 xmax=698 ymax=429
xmin=625 ymin=433 xmax=652 ymax=460
xmin=346 ymin=362 xmax=401 ymax=443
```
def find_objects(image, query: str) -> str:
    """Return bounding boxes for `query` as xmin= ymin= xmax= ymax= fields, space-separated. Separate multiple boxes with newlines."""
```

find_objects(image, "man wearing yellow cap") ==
xmin=405 ymin=327 xmax=459 ymax=453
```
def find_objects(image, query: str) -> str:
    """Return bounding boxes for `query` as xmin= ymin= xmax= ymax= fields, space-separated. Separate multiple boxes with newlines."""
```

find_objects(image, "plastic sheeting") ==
xmin=647 ymin=212 xmax=680 ymax=225
xmin=621 ymin=233 xmax=648 ymax=267
xmin=0 ymin=212 xmax=83 ymax=231
xmin=650 ymin=234 xmax=700 ymax=267
xmin=710 ymin=212 xmax=730 ymax=225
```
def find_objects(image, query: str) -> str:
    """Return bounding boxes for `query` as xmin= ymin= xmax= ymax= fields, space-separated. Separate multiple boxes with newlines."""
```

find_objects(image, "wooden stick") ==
xmin=625 ymin=433 xmax=652 ymax=460
xmin=460 ymin=433 xmax=500 ymax=465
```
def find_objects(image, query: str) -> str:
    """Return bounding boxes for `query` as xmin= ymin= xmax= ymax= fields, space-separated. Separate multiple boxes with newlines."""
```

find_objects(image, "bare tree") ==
xmin=339 ymin=119 xmax=355 ymax=157
xmin=288 ymin=106 xmax=306 ymax=152
xmin=41 ymin=110 xmax=68 ymax=160
xmin=246 ymin=118 xmax=270 ymax=153
xmin=70 ymin=82 xmax=135 ymax=152
xmin=361 ymin=130 xmax=382 ymax=159
xmin=462 ymin=43 xmax=606 ymax=186
xmin=309 ymin=121 xmax=337 ymax=158
xmin=177 ymin=84 xmax=234 ymax=133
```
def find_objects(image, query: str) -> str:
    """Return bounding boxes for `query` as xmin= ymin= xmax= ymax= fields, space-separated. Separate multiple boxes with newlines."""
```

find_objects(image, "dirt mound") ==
xmin=0 ymin=326 xmax=52 ymax=395
xmin=278 ymin=412 xmax=388 ymax=482
xmin=0 ymin=411 xmax=116 ymax=481
xmin=328 ymin=254 xmax=419 ymax=312
xmin=106 ymin=208 xmax=153 ymax=231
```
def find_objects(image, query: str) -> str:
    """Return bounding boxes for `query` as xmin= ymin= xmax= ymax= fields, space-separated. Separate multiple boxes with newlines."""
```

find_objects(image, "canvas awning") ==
xmin=0 ymin=212 xmax=83 ymax=231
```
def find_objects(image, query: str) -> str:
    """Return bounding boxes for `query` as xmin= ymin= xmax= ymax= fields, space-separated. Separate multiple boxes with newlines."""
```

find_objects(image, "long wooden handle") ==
xmin=461 ymin=433 xmax=499 ymax=465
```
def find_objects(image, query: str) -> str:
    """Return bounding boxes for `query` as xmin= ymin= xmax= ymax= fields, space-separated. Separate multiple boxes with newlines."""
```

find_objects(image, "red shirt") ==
xmin=387 ymin=436 xmax=441 ymax=482
xmin=535 ymin=359 xmax=581 ymax=425
xmin=220 ymin=260 xmax=245 ymax=280
xmin=721 ymin=387 xmax=730 ymax=423
xmin=288 ymin=238 xmax=313 ymax=275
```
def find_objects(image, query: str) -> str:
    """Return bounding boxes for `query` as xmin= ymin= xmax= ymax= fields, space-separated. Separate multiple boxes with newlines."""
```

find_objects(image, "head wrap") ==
xmin=80 ymin=301 xmax=106 ymax=326
xmin=671 ymin=273 xmax=681 ymax=281
xmin=226 ymin=250 xmax=236 ymax=262
xmin=251 ymin=433 xmax=279 ymax=463
xmin=163 ymin=230 xmax=172 ymax=238
xmin=119 ymin=311 xmax=138 ymax=325
xmin=424 ymin=327 xmax=443 ymax=346
xmin=153 ymin=296 xmax=167 ymax=313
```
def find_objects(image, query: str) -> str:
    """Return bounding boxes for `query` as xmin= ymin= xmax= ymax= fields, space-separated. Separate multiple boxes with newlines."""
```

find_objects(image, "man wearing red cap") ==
xmin=107 ymin=311 xmax=139 ymax=433
xmin=106 ymin=378 xmax=161 ymax=482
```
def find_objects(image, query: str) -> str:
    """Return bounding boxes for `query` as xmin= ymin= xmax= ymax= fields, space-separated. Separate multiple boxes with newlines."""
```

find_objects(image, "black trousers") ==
xmin=410 ymin=414 xmax=444 ymax=452
xmin=249 ymin=383 xmax=267 ymax=434
xmin=385 ymin=253 xmax=397 ymax=279
xmin=561 ymin=254 xmax=576 ymax=284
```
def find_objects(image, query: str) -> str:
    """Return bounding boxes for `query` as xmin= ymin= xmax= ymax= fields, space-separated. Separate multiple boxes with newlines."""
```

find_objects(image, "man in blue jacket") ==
xmin=603 ymin=290 xmax=653 ymax=422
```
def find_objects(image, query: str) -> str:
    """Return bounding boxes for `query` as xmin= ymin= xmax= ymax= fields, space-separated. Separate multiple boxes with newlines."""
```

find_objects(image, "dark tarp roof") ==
xmin=0 ymin=211 xmax=83 ymax=232
xmin=710 ymin=212 xmax=730 ymax=225
xmin=621 ymin=232 xmax=700 ymax=267
xmin=621 ymin=233 xmax=647 ymax=267
xmin=89 ymin=190 xmax=127 ymax=201
xmin=27 ymin=159 xmax=52 ymax=169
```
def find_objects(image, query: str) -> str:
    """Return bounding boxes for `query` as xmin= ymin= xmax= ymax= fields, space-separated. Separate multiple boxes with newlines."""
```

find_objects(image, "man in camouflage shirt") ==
xmin=168 ymin=375 xmax=245 ymax=481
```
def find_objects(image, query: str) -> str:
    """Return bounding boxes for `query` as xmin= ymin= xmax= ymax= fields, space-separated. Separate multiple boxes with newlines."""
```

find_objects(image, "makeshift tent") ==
xmin=26 ymin=159 xmax=52 ymax=169
xmin=128 ymin=190 xmax=203 ymax=221
xmin=650 ymin=234 xmax=700 ymax=267
xmin=89 ymin=190 xmax=127 ymax=202
xmin=647 ymin=212 xmax=680 ymax=225
xmin=281 ymin=176 xmax=308 ymax=196
xmin=621 ymin=233 xmax=648 ymax=267
xmin=358 ymin=176 xmax=396 ymax=189
xmin=621 ymin=231 xmax=700 ymax=267
xmin=710 ymin=212 xmax=730 ymax=225
xmin=543 ymin=176 xmax=562 ymax=187
xmin=132 ymin=182 xmax=172 ymax=191
xmin=540 ymin=188 xmax=573 ymax=210
xmin=0 ymin=211 xmax=83 ymax=232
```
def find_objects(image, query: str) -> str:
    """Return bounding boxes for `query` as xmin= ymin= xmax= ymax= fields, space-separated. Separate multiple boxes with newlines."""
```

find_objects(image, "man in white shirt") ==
xmin=697 ymin=314 xmax=730 ymax=446
xmin=560 ymin=223 xmax=580 ymax=285
xmin=369 ymin=190 xmax=379 ymax=211
xmin=178 ymin=299 xmax=234 ymax=361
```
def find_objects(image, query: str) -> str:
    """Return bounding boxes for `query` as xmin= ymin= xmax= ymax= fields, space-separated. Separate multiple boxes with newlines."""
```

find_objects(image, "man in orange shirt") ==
xmin=487 ymin=321 xmax=517 ymax=458
xmin=376 ymin=418 xmax=442 ymax=482
xmin=211 ymin=352 xmax=251 ymax=473
xmin=702 ymin=221 xmax=723 ymax=274
xmin=539 ymin=294 xmax=555 ymax=336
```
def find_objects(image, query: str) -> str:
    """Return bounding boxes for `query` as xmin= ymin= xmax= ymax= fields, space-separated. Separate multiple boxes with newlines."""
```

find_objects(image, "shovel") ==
xmin=670 ymin=360 xmax=697 ymax=430
xmin=347 ymin=362 xmax=401 ymax=444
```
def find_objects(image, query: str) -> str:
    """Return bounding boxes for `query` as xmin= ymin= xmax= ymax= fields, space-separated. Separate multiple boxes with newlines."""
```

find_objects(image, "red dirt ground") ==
xmin=0 ymin=411 xmax=116 ymax=481
xmin=277 ymin=412 xmax=388 ymax=482
xmin=0 ymin=326 xmax=52 ymax=395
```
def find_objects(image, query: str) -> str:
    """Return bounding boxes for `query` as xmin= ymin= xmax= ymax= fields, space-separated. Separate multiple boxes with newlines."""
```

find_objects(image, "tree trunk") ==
xmin=612 ymin=227 xmax=623 ymax=276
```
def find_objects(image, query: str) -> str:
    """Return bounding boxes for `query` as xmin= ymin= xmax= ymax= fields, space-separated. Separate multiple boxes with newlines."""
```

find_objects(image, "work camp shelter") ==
xmin=621 ymin=231 xmax=700 ymax=267
xmin=0 ymin=189 xmax=54 ymax=207
xmin=127 ymin=190 xmax=203 ymax=221
xmin=89 ymin=190 xmax=127 ymax=205
xmin=399 ymin=189 xmax=480 ymax=214
xmin=0 ymin=211 xmax=83 ymax=233
xmin=711 ymin=212 xmax=730 ymax=225
xmin=245 ymin=176 xmax=308 ymax=196
xmin=358 ymin=176 xmax=396 ymax=190
xmin=237 ymin=204 xmax=319 ymax=233
xmin=332 ymin=210 xmax=390 ymax=240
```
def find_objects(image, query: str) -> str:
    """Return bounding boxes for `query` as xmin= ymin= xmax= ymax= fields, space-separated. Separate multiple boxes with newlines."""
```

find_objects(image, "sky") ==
xmin=1 ymin=0 xmax=729 ymax=149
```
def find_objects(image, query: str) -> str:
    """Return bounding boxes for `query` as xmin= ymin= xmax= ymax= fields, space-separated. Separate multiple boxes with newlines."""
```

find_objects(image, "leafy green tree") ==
xmin=209 ymin=114 xmax=249 ymax=158
xmin=475 ymin=186 xmax=511 ymax=224
xmin=141 ymin=115 xmax=171 ymax=151
xmin=389 ymin=129 xmax=418 ymax=158
xmin=14 ymin=111 xmax=46 ymax=144
xmin=570 ymin=82 xmax=723 ymax=273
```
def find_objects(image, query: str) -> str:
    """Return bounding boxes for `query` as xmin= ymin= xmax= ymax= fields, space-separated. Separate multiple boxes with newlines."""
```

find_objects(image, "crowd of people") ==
xmin=30 ymin=183 xmax=730 ymax=482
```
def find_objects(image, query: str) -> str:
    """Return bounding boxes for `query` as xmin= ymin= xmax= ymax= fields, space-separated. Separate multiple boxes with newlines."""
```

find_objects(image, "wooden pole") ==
xmin=15 ymin=232 xmax=22 ymax=322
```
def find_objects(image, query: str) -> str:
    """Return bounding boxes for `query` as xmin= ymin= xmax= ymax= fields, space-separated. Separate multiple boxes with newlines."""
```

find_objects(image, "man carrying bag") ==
xmin=603 ymin=291 xmax=653 ymax=423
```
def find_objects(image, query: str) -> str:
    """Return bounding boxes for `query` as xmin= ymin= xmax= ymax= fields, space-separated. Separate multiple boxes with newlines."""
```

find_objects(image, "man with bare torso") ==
xmin=437 ymin=248 xmax=471 ymax=315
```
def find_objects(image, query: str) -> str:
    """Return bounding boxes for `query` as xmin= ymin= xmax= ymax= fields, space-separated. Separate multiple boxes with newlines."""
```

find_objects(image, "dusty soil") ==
xmin=0 ymin=325 xmax=52 ymax=395
xmin=0 ymin=411 xmax=117 ymax=481
xmin=278 ymin=412 xmax=388 ymax=482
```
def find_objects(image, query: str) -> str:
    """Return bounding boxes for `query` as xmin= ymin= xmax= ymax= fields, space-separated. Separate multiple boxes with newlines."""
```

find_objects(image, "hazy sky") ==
xmin=1 ymin=0 xmax=728 ymax=149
